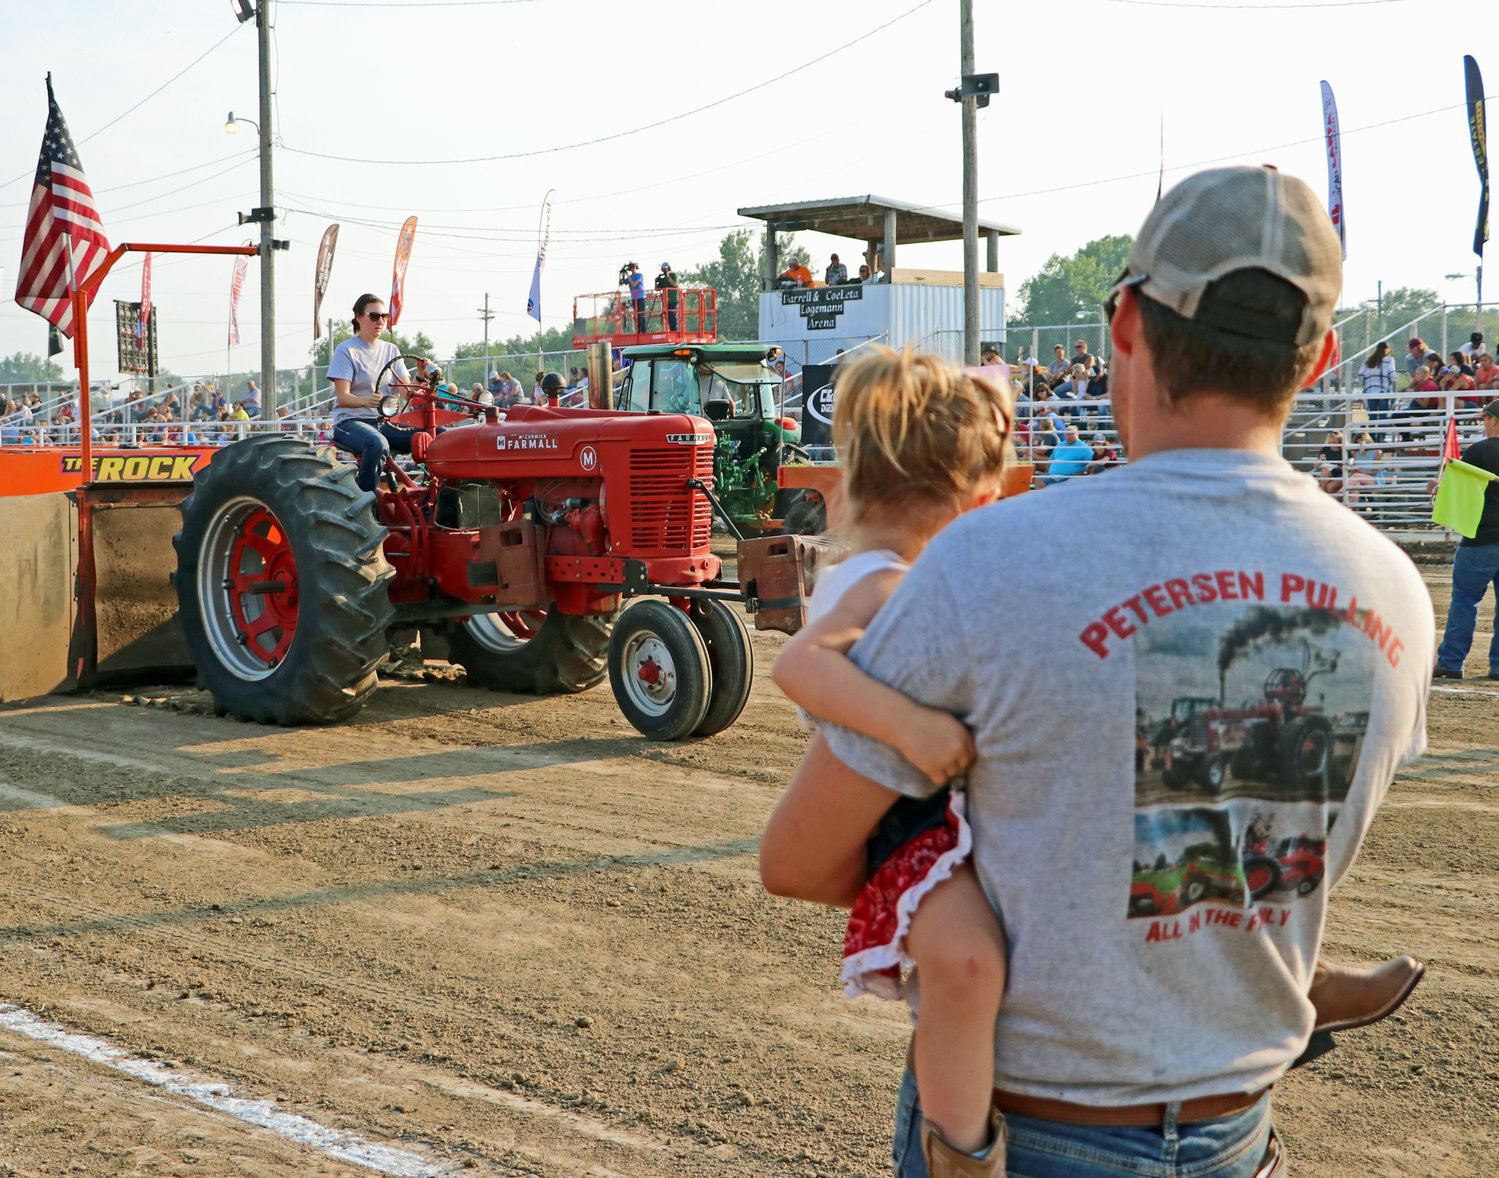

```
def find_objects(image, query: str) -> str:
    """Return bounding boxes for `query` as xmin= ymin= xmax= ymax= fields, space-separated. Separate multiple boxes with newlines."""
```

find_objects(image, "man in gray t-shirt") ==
xmin=761 ymin=167 xmax=1432 ymax=1178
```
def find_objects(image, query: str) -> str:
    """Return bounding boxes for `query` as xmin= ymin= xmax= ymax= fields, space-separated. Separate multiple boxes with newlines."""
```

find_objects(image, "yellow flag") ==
xmin=1432 ymin=459 xmax=1499 ymax=538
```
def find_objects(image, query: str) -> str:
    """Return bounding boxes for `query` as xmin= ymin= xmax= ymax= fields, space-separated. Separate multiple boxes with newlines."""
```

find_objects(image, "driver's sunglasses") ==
xmin=364 ymin=311 xmax=389 ymax=322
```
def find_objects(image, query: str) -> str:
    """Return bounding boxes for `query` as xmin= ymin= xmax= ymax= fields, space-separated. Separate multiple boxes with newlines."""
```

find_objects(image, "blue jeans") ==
xmin=892 ymin=1069 xmax=1275 ymax=1178
xmin=332 ymin=418 xmax=420 ymax=492
xmin=1437 ymin=540 xmax=1499 ymax=674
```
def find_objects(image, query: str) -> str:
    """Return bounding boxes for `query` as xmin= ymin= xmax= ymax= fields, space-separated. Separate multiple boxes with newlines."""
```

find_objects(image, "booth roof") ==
xmin=735 ymin=195 xmax=1021 ymax=244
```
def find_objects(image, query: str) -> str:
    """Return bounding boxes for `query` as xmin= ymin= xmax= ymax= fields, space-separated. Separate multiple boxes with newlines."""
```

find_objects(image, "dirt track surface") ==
xmin=0 ymin=567 xmax=1494 ymax=1178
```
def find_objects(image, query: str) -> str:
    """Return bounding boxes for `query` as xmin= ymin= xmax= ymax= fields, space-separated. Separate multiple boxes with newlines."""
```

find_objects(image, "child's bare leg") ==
xmin=904 ymin=863 xmax=1006 ymax=1155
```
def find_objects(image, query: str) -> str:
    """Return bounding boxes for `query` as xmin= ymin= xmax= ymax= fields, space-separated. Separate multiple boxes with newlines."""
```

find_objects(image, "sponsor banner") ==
xmin=137 ymin=252 xmax=152 ymax=346
xmin=527 ymin=190 xmax=553 ymax=323
xmin=229 ymin=242 xmax=251 ymax=345
xmin=389 ymin=216 xmax=418 ymax=330
xmin=1320 ymin=81 xmax=1346 ymax=259
xmin=0 ymin=447 xmax=215 ymax=497
xmin=799 ymin=364 xmax=837 ymax=448
xmin=313 ymin=224 xmax=338 ymax=338
xmin=1465 ymin=55 xmax=1489 ymax=259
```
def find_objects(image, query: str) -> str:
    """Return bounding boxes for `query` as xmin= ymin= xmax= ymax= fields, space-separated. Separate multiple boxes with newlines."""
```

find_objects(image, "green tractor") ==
xmin=613 ymin=343 xmax=809 ymax=535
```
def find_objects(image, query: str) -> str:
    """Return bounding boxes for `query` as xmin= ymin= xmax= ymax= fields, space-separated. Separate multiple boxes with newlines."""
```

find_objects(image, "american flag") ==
xmin=13 ymin=75 xmax=111 ymax=339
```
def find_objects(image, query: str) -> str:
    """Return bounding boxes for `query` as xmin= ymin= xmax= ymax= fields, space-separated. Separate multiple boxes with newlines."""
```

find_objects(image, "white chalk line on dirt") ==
xmin=1429 ymin=686 xmax=1499 ymax=696
xmin=0 ymin=1004 xmax=457 ymax=1177
xmin=0 ymin=781 xmax=81 ymax=811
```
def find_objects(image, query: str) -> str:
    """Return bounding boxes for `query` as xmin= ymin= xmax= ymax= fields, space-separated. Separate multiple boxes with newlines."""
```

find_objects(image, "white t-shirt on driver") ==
xmin=328 ymin=337 xmax=408 ymax=426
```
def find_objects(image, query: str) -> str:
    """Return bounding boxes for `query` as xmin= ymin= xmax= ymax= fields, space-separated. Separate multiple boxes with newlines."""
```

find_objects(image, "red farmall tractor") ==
xmin=173 ymin=358 xmax=812 ymax=740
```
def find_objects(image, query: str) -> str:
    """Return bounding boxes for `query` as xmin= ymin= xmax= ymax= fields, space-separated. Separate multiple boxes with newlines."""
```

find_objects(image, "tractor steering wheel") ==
xmin=374 ymin=353 xmax=438 ymax=420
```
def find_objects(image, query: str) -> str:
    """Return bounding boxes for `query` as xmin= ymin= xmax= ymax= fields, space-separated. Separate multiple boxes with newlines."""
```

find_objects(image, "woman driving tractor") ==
xmin=328 ymin=292 xmax=432 ymax=492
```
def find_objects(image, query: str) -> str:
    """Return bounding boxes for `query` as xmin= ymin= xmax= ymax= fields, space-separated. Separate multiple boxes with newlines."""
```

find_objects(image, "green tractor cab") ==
xmin=615 ymin=343 xmax=807 ymax=534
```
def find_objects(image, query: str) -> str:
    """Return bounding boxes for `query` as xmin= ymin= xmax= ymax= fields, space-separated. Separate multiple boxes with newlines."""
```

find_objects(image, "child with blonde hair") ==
xmin=771 ymin=347 xmax=1013 ymax=1176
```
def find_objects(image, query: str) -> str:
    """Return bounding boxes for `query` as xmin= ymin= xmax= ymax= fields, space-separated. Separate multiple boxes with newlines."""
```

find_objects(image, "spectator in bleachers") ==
xmin=1071 ymin=339 xmax=1097 ymax=376
xmin=1475 ymin=353 xmax=1498 ymax=391
xmin=1408 ymin=365 xmax=1439 ymax=397
xmin=1359 ymin=341 xmax=1397 ymax=438
xmin=1086 ymin=431 xmax=1120 ymax=475
xmin=1461 ymin=331 xmax=1485 ymax=362
xmin=1441 ymin=352 xmax=1479 ymax=402
xmin=1315 ymin=429 xmax=1344 ymax=495
xmin=1031 ymin=388 xmax=1065 ymax=450
xmin=1039 ymin=423 xmax=1093 ymax=485
xmin=1345 ymin=435 xmax=1384 ymax=506
xmin=1045 ymin=344 xmax=1068 ymax=380
xmin=1405 ymin=338 xmax=1429 ymax=382
xmin=1443 ymin=350 xmax=1476 ymax=380
xmin=496 ymin=371 xmax=524 ymax=406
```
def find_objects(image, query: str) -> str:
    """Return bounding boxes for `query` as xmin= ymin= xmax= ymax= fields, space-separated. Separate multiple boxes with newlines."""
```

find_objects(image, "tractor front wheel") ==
xmin=446 ymin=608 xmax=612 ymax=694
xmin=608 ymin=600 xmax=711 ymax=740
xmin=689 ymin=600 xmax=754 ymax=737
xmin=174 ymin=436 xmax=394 ymax=724
xmin=781 ymin=493 xmax=827 ymax=537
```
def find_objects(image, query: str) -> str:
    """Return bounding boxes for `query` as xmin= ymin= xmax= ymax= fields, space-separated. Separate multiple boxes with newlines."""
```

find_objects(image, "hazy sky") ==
xmin=0 ymin=0 xmax=1489 ymax=381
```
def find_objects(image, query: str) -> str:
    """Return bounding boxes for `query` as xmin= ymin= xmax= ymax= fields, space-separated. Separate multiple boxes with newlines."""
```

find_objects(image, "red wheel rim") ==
xmin=226 ymin=506 xmax=300 ymax=666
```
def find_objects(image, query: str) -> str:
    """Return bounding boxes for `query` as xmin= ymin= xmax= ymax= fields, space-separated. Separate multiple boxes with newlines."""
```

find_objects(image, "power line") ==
xmin=0 ymin=150 xmax=257 ymax=209
xmin=269 ymin=118 xmax=867 ymax=218
xmin=281 ymin=0 xmax=936 ymax=166
xmin=1106 ymin=0 xmax=1401 ymax=7
xmin=0 ymin=25 xmax=249 ymax=194
xmin=280 ymin=0 xmax=538 ymax=5
xmin=959 ymin=96 xmax=1486 ymax=209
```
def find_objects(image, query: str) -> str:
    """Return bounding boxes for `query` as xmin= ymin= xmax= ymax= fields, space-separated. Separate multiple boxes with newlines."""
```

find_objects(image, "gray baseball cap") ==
xmin=1120 ymin=166 xmax=1342 ymax=346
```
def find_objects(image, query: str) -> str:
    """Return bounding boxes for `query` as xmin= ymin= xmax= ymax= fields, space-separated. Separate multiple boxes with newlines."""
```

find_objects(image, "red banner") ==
xmin=389 ymin=216 xmax=418 ymax=330
xmin=229 ymin=240 xmax=251 ymax=346
xmin=314 ymin=223 xmax=338 ymax=339
xmin=137 ymin=252 xmax=152 ymax=347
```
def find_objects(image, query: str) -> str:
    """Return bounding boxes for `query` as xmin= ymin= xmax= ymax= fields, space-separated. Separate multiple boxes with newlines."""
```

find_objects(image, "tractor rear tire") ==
xmin=173 ymin=436 xmax=394 ymax=725
xmin=781 ymin=493 xmax=827 ymax=537
xmin=689 ymin=600 xmax=754 ymax=737
xmin=1278 ymin=715 xmax=1333 ymax=794
xmin=446 ymin=609 xmax=612 ymax=694
xmin=608 ymin=600 xmax=711 ymax=740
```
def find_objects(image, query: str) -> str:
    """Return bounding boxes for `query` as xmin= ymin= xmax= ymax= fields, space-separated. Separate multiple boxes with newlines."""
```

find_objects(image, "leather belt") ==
xmin=991 ymin=1086 xmax=1269 ymax=1128
xmin=902 ymin=1034 xmax=1267 ymax=1128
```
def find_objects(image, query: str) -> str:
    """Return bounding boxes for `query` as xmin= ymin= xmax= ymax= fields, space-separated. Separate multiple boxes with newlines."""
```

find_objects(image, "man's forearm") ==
xmin=759 ymin=734 xmax=896 ymax=908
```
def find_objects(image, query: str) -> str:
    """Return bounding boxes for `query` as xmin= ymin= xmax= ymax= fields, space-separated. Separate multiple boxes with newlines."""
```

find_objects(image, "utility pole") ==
xmin=256 ymin=0 xmax=276 ymax=418
xmin=959 ymin=0 xmax=980 ymax=366
xmin=478 ymin=294 xmax=494 ymax=382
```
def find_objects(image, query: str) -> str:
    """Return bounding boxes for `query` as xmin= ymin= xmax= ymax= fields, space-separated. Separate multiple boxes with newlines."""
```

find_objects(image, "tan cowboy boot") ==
xmin=920 ymin=1108 xmax=1007 ymax=1178
xmin=1310 ymin=956 xmax=1425 ymax=1032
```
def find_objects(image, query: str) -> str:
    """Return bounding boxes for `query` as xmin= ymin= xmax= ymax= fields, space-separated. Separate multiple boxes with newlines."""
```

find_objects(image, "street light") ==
xmin=224 ymin=111 xmax=258 ymax=135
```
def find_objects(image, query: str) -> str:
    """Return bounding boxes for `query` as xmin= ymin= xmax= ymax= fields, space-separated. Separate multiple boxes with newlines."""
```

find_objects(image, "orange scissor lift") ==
xmin=0 ymin=241 xmax=257 ymax=701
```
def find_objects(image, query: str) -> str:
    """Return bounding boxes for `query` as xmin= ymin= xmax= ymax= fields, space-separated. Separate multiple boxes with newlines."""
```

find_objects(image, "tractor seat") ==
xmin=702 ymin=399 xmax=732 ymax=422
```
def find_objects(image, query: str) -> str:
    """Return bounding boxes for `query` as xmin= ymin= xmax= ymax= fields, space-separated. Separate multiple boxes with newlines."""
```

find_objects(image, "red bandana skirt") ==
xmin=841 ymin=791 xmax=972 ymax=1000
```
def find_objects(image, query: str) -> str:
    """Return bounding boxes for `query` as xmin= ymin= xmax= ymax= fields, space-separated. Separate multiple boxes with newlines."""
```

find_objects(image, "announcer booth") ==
xmin=736 ymin=194 xmax=1020 ymax=367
